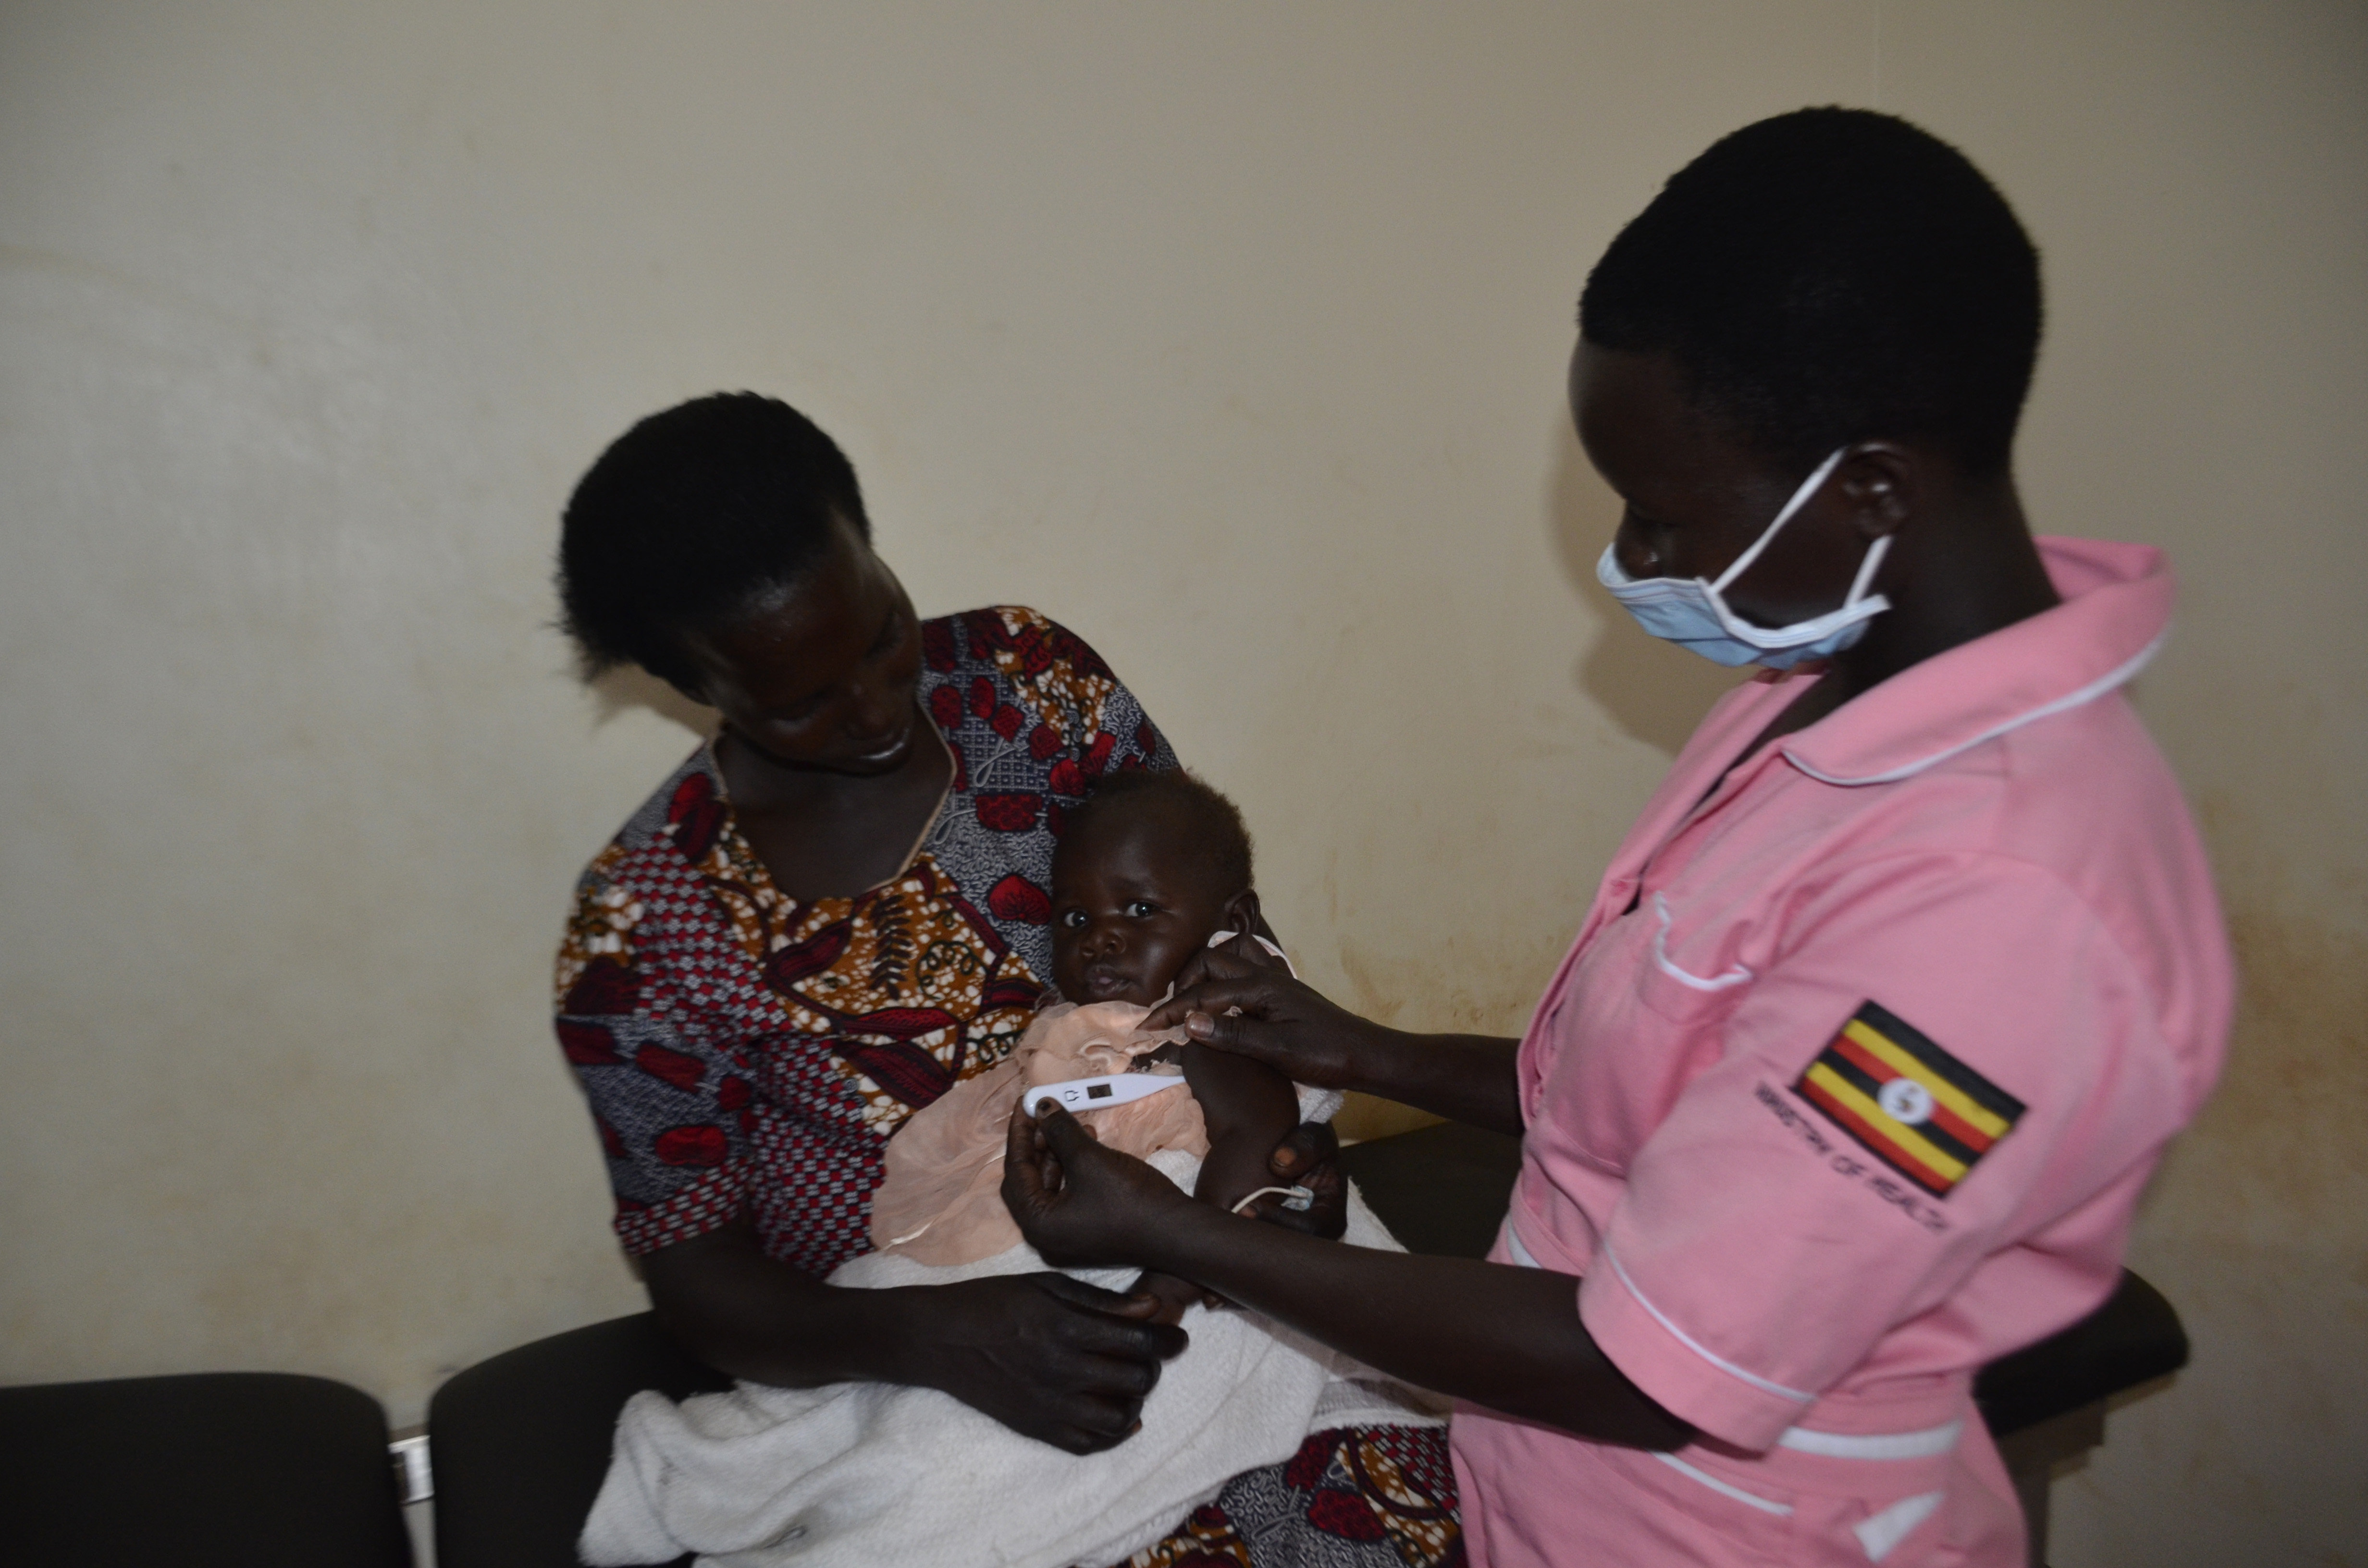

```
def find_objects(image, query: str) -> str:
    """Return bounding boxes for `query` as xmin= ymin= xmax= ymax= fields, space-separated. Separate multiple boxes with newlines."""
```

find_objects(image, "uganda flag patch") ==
xmin=1794 ymin=1002 xmax=2025 ymax=1198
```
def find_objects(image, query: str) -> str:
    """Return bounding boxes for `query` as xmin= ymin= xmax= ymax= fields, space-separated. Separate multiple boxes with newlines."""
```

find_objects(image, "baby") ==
xmin=866 ymin=767 xmax=1313 ymax=1321
xmin=584 ymin=772 xmax=1432 ymax=1568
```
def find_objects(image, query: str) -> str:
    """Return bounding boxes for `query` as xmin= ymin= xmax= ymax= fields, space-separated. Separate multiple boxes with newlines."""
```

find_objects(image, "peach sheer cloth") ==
xmin=868 ymin=1001 xmax=1208 ymax=1267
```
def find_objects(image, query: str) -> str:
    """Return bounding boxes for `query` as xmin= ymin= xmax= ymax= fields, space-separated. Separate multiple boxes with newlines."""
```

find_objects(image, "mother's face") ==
xmin=677 ymin=518 xmax=927 ymax=777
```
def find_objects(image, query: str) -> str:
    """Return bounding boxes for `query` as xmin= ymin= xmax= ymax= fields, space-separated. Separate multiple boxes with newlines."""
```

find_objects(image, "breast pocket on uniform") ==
xmin=1636 ymin=892 xmax=1756 ymax=1022
xmin=1553 ymin=894 xmax=1759 ymax=1166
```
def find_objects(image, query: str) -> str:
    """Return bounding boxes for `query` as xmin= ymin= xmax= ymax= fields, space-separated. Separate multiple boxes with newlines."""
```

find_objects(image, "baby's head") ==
xmin=1049 ymin=769 xmax=1258 ymax=1007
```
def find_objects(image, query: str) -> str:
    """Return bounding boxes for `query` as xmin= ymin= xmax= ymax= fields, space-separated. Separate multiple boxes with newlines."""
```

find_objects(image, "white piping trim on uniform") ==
xmin=1602 ymin=1240 xmax=1815 ymax=1405
xmin=1505 ymin=1223 xmax=1541 ymax=1269
xmin=1651 ymin=894 xmax=1755 ymax=991
xmin=1784 ymin=628 xmax=2170 ymax=787
xmin=1777 ymin=1418 xmax=1963 ymax=1460
xmin=1854 ymin=1490 xmax=1946 ymax=1561
xmin=1653 ymin=1453 xmax=1796 ymax=1516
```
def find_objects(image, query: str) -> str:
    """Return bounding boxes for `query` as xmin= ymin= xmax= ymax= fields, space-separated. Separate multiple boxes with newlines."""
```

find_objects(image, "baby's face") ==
xmin=1050 ymin=809 xmax=1239 ymax=1006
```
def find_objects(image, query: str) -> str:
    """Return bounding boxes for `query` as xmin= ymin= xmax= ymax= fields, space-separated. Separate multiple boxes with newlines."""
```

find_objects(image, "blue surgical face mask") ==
xmin=1594 ymin=446 xmax=1891 ymax=670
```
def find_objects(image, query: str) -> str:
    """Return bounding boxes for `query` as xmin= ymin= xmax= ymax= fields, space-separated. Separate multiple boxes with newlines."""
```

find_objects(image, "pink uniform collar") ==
xmin=1778 ymin=536 xmax=2175 ymax=787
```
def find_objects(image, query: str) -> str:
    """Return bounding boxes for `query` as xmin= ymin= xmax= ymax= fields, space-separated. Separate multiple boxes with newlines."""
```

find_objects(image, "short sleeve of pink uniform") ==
xmin=1576 ymin=852 xmax=2195 ymax=1452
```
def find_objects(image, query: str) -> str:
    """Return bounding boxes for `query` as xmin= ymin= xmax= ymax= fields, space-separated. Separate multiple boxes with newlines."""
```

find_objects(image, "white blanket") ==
xmin=580 ymin=1158 xmax=1442 ymax=1568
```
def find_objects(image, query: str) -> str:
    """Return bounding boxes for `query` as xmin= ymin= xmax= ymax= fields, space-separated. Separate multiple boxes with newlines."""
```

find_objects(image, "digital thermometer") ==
xmin=1026 ymin=1072 xmax=1189 ymax=1117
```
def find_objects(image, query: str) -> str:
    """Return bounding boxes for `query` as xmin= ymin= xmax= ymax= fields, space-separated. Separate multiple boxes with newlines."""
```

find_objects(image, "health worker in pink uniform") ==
xmin=1000 ymin=108 xmax=2232 ymax=1567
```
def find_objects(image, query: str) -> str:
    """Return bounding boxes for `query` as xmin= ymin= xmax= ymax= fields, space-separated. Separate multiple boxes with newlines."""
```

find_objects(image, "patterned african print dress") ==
xmin=555 ymin=606 xmax=1461 ymax=1568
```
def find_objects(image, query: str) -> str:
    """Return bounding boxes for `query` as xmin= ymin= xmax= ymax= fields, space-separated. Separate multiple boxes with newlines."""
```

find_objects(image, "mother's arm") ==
xmin=1003 ymin=1104 xmax=1689 ymax=1450
xmin=1144 ymin=941 xmax=1526 ymax=1135
xmin=641 ymin=1218 xmax=1186 ymax=1455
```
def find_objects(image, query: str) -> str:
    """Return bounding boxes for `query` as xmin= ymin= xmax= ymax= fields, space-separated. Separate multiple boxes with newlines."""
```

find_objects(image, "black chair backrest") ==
xmin=0 ymin=1370 xmax=412 ymax=1567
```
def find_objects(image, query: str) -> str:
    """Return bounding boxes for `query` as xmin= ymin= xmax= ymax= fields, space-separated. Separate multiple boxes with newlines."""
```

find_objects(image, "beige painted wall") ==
xmin=2 ymin=3 xmax=2359 ymax=1561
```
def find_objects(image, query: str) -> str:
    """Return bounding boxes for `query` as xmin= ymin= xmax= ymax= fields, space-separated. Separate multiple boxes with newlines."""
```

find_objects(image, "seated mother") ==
xmin=550 ymin=393 xmax=1461 ymax=1567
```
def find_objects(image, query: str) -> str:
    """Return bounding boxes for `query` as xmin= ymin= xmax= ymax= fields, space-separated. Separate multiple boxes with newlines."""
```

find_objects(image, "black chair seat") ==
xmin=1336 ymin=1119 xmax=2189 ymax=1439
xmin=1337 ymin=1119 xmax=1531 ymax=1261
xmin=0 ymin=1371 xmax=411 ymax=1567
xmin=429 ymin=1312 xmax=731 ymax=1568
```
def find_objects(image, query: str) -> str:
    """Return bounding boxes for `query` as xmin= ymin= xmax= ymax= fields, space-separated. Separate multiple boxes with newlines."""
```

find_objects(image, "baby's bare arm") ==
xmin=1126 ymin=1046 xmax=1307 ymax=1320
xmin=1184 ymin=1041 xmax=1302 ymax=1213
xmin=1118 ymin=1052 xmax=1307 ymax=1317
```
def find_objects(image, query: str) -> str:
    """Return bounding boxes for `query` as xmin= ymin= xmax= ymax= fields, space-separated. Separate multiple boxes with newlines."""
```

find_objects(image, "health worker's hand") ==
xmin=1142 ymin=941 xmax=1380 ymax=1090
xmin=1003 ymin=1101 xmax=1200 ymax=1269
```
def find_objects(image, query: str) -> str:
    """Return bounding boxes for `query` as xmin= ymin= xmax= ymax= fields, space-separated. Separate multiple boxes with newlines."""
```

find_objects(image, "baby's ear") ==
xmin=1219 ymin=888 xmax=1262 ymax=938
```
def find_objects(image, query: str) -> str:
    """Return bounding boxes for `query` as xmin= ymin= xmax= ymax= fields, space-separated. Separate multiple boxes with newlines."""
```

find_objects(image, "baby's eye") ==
xmin=1124 ymin=900 xmax=1159 ymax=919
xmin=1057 ymin=908 xmax=1088 ymax=930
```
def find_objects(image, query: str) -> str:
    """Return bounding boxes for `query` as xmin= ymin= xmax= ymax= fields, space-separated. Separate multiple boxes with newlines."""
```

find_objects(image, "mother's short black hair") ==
xmin=1579 ymin=108 xmax=2042 ymax=475
xmin=558 ymin=392 xmax=870 ymax=690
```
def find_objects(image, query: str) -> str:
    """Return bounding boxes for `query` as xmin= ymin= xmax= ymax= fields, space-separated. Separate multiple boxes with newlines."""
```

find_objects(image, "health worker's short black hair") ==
xmin=1579 ymin=107 xmax=2042 ymax=475
xmin=1061 ymin=767 xmax=1255 ymax=899
xmin=557 ymin=392 xmax=870 ymax=690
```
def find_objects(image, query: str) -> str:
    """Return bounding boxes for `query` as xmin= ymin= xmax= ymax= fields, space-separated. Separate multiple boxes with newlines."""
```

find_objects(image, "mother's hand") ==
xmin=641 ymin=1215 xmax=1188 ymax=1457
xmin=893 ymin=1272 xmax=1189 ymax=1455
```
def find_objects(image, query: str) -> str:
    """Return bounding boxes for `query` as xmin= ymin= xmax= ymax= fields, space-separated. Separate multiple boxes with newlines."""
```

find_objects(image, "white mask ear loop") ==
xmin=1843 ymin=530 xmax=1894 ymax=604
xmin=1206 ymin=927 xmax=1297 ymax=979
xmin=1708 ymin=446 xmax=1853 ymax=595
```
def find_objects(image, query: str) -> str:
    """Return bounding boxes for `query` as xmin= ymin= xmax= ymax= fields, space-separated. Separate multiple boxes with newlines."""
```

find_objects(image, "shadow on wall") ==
xmin=1542 ymin=414 xmax=1745 ymax=758
xmin=1339 ymin=414 xmax=1743 ymax=1147
xmin=588 ymin=663 xmax=718 ymax=741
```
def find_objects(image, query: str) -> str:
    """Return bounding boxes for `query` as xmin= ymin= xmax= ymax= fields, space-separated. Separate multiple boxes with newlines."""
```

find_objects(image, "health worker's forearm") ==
xmin=1140 ymin=1205 xmax=1690 ymax=1449
xmin=1342 ymin=1027 xmax=1525 ymax=1135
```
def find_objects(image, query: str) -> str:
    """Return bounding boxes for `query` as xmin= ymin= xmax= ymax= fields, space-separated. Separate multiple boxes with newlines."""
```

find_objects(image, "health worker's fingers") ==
xmin=1156 ymin=938 xmax=1277 ymax=1007
xmin=1002 ymin=1102 xmax=1061 ymax=1209
xmin=1138 ymin=968 xmax=1284 ymax=1036
xmin=1140 ymin=984 xmax=1268 ymax=1042
xmin=1169 ymin=1002 xmax=1297 ymax=1072
xmin=1026 ymin=1100 xmax=1098 ymax=1163
xmin=1159 ymin=945 xmax=1221 ymax=1001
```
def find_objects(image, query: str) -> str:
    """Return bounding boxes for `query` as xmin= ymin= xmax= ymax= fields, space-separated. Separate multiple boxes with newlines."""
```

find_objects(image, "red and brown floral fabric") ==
xmin=554 ymin=606 xmax=1173 ymax=1271
xmin=1118 ymin=1425 xmax=1464 ymax=1568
